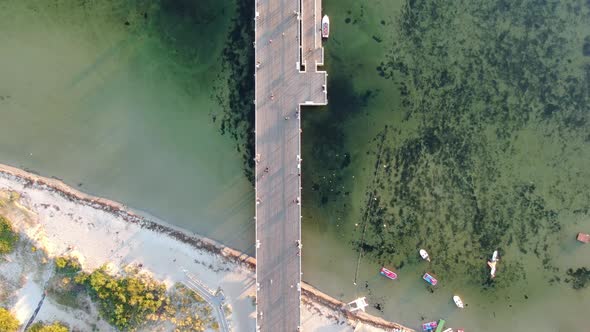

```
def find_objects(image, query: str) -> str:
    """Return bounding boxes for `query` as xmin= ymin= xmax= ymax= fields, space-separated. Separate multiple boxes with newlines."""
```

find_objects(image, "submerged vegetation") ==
xmin=353 ymin=0 xmax=590 ymax=286
xmin=0 ymin=216 xmax=18 ymax=255
xmin=566 ymin=267 xmax=590 ymax=289
xmin=215 ymin=0 xmax=255 ymax=183
xmin=302 ymin=0 xmax=589 ymax=297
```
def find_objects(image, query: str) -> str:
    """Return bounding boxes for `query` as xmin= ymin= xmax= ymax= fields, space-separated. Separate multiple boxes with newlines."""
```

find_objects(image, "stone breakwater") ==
xmin=0 ymin=163 xmax=413 ymax=332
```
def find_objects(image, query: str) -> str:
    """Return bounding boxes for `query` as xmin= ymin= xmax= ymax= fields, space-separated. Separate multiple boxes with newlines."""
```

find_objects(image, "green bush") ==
xmin=0 ymin=216 xmax=18 ymax=255
xmin=75 ymin=267 xmax=169 ymax=330
xmin=0 ymin=307 xmax=19 ymax=332
xmin=28 ymin=321 xmax=69 ymax=332
xmin=54 ymin=256 xmax=81 ymax=275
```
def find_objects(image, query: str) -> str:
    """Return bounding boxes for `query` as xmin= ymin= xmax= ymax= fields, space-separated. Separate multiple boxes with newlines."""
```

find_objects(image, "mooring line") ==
xmin=353 ymin=129 xmax=388 ymax=286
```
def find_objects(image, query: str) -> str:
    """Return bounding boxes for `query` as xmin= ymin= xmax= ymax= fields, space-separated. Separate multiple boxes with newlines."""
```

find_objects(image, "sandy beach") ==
xmin=0 ymin=163 xmax=411 ymax=332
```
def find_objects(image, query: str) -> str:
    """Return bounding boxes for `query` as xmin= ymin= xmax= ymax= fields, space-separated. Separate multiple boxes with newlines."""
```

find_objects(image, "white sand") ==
xmin=0 ymin=171 xmax=377 ymax=331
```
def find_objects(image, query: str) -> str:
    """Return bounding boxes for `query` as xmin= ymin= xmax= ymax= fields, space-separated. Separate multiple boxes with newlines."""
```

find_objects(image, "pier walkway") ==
xmin=254 ymin=0 xmax=327 ymax=330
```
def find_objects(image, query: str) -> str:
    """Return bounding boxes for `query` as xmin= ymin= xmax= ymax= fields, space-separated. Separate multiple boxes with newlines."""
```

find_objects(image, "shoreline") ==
xmin=0 ymin=162 xmax=413 ymax=332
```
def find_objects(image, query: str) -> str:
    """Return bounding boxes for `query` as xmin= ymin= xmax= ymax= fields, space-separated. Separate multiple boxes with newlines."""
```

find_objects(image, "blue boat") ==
xmin=423 ymin=273 xmax=438 ymax=286
xmin=422 ymin=321 xmax=438 ymax=331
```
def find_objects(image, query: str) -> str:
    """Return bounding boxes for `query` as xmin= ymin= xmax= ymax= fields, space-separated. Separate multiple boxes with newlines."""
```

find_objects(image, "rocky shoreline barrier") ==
xmin=0 ymin=163 xmax=413 ymax=332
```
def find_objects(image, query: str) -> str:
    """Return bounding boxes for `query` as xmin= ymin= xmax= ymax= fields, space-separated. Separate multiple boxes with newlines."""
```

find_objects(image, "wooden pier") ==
xmin=254 ymin=0 xmax=327 ymax=330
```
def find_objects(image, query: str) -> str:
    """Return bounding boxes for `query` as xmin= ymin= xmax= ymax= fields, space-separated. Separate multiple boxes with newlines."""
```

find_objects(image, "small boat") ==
xmin=577 ymin=232 xmax=590 ymax=243
xmin=453 ymin=295 xmax=464 ymax=308
xmin=422 ymin=321 xmax=438 ymax=331
xmin=380 ymin=267 xmax=397 ymax=280
xmin=423 ymin=273 xmax=438 ymax=286
xmin=419 ymin=249 xmax=431 ymax=262
xmin=321 ymin=15 xmax=330 ymax=39
xmin=487 ymin=250 xmax=498 ymax=278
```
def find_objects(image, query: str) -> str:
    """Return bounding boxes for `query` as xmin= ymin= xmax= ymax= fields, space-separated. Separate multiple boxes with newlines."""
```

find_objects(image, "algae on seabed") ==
xmin=302 ymin=0 xmax=590 ymax=330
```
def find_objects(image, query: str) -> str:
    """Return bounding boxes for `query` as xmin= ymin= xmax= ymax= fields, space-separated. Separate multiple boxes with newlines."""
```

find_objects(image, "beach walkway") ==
xmin=254 ymin=0 xmax=327 ymax=330
xmin=182 ymin=269 xmax=231 ymax=332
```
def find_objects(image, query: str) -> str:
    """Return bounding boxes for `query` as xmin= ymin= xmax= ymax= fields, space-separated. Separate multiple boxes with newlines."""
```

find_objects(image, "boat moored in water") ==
xmin=422 ymin=321 xmax=438 ymax=331
xmin=322 ymin=15 xmax=330 ymax=38
xmin=380 ymin=267 xmax=397 ymax=280
xmin=487 ymin=250 xmax=499 ymax=278
xmin=453 ymin=295 xmax=464 ymax=308
xmin=419 ymin=249 xmax=430 ymax=262
xmin=423 ymin=273 xmax=438 ymax=286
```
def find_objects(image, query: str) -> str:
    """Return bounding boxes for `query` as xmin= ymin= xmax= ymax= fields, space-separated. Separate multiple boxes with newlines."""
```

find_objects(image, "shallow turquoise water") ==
xmin=0 ymin=0 xmax=255 ymax=252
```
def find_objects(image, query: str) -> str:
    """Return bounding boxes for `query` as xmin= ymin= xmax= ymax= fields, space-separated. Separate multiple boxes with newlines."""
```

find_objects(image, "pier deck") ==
xmin=254 ymin=0 xmax=327 ymax=330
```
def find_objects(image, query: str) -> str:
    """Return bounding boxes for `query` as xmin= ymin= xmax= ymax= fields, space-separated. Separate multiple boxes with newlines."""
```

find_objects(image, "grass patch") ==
xmin=167 ymin=283 xmax=218 ymax=331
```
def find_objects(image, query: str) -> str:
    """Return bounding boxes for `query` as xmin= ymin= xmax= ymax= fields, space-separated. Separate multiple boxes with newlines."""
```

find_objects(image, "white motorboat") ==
xmin=419 ymin=249 xmax=430 ymax=262
xmin=453 ymin=295 xmax=464 ymax=308
xmin=487 ymin=250 xmax=499 ymax=278
xmin=322 ymin=15 xmax=330 ymax=38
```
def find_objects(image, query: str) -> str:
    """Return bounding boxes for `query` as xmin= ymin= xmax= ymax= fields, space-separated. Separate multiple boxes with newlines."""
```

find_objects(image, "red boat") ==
xmin=422 ymin=321 xmax=438 ymax=331
xmin=380 ymin=267 xmax=397 ymax=280
xmin=577 ymin=233 xmax=590 ymax=243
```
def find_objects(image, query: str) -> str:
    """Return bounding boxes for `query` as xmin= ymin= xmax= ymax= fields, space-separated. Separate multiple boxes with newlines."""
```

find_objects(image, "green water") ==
xmin=0 ymin=0 xmax=255 ymax=252
xmin=302 ymin=0 xmax=590 ymax=331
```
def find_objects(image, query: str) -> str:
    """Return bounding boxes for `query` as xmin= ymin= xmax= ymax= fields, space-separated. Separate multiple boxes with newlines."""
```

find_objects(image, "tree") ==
xmin=54 ymin=256 xmax=81 ymax=275
xmin=28 ymin=321 xmax=69 ymax=332
xmin=0 ymin=307 xmax=19 ymax=332
xmin=76 ymin=267 xmax=169 ymax=330
xmin=0 ymin=216 xmax=18 ymax=255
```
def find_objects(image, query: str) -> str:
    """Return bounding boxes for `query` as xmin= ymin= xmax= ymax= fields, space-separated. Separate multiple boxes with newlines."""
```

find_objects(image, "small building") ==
xmin=577 ymin=233 xmax=590 ymax=243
